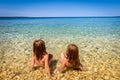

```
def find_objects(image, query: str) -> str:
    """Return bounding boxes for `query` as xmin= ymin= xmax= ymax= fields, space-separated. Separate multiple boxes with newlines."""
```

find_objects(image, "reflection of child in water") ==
xmin=56 ymin=44 xmax=84 ymax=73
xmin=30 ymin=39 xmax=53 ymax=76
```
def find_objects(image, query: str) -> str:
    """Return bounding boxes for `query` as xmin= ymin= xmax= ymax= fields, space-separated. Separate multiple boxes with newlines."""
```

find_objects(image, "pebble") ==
xmin=0 ymin=37 xmax=120 ymax=80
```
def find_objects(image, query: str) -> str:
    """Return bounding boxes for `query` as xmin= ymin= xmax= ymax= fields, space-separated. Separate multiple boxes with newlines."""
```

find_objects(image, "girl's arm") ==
xmin=54 ymin=53 xmax=66 ymax=73
xmin=44 ymin=55 xmax=51 ymax=76
xmin=30 ymin=55 xmax=35 ymax=71
xmin=57 ymin=59 xmax=66 ymax=73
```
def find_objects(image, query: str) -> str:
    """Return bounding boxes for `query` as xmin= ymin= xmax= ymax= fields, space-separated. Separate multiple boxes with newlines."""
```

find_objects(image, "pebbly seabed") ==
xmin=0 ymin=17 xmax=120 ymax=80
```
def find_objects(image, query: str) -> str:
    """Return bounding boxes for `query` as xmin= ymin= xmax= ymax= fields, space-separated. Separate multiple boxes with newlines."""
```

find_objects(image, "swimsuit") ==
xmin=48 ymin=54 xmax=53 ymax=61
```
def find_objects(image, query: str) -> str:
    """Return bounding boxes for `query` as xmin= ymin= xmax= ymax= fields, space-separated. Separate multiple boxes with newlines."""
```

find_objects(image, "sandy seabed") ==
xmin=0 ymin=36 xmax=120 ymax=80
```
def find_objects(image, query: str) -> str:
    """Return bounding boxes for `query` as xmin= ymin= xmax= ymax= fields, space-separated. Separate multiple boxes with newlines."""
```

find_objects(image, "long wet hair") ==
xmin=66 ymin=44 xmax=80 ymax=68
xmin=33 ymin=39 xmax=47 ymax=60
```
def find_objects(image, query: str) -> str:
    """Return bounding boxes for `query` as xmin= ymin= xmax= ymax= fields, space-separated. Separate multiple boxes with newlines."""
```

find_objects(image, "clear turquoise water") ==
xmin=0 ymin=17 xmax=120 ymax=54
xmin=0 ymin=17 xmax=120 ymax=40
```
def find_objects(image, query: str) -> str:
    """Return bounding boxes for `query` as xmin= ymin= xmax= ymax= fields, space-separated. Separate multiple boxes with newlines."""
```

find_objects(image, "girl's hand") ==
xmin=54 ymin=67 xmax=61 ymax=74
xmin=29 ymin=66 xmax=34 ymax=72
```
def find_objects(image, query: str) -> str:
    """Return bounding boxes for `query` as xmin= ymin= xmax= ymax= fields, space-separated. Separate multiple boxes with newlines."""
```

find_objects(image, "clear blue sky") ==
xmin=0 ymin=0 xmax=120 ymax=17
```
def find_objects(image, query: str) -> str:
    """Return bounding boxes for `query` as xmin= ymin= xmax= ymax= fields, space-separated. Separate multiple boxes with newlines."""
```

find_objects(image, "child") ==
xmin=30 ymin=39 xmax=53 ymax=76
xmin=56 ymin=44 xmax=83 ymax=73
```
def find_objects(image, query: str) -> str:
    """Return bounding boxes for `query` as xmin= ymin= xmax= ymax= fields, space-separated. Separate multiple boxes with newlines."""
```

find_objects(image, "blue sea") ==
xmin=0 ymin=17 xmax=120 ymax=54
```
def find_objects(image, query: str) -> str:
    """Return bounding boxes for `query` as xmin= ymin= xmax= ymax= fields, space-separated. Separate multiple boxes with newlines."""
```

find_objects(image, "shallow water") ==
xmin=0 ymin=17 xmax=120 ymax=54
xmin=0 ymin=17 xmax=120 ymax=80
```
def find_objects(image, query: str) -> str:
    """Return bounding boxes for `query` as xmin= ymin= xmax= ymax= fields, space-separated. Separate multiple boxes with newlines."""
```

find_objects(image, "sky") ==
xmin=0 ymin=0 xmax=120 ymax=17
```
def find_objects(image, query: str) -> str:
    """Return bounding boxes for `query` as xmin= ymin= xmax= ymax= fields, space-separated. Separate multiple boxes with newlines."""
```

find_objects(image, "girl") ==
xmin=30 ymin=39 xmax=53 ymax=76
xmin=56 ymin=44 xmax=83 ymax=73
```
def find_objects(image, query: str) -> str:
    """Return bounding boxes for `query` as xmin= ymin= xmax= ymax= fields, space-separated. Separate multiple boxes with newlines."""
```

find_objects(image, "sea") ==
xmin=0 ymin=17 xmax=120 ymax=54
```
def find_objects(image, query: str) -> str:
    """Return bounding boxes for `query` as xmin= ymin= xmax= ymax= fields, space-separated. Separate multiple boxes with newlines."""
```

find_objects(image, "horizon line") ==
xmin=0 ymin=16 xmax=120 ymax=18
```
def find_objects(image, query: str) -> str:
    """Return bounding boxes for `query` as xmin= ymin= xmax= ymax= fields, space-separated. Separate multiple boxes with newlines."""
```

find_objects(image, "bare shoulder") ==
xmin=60 ymin=52 xmax=67 ymax=60
xmin=32 ymin=55 xmax=35 ymax=59
xmin=44 ymin=54 xmax=49 ymax=59
xmin=60 ymin=53 xmax=67 ymax=65
xmin=60 ymin=52 xmax=64 ymax=55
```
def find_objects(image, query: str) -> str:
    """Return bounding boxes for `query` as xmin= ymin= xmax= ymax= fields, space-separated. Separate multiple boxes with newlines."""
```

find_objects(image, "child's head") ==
xmin=33 ymin=39 xmax=47 ymax=60
xmin=66 ymin=44 xmax=80 ymax=67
